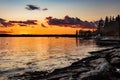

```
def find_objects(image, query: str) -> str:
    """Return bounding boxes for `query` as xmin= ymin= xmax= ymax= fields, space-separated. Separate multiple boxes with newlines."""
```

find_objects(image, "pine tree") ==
xmin=116 ymin=15 xmax=120 ymax=22
xmin=97 ymin=18 xmax=104 ymax=36
xmin=117 ymin=15 xmax=120 ymax=38
xmin=112 ymin=16 xmax=115 ymax=21
xmin=104 ymin=16 xmax=109 ymax=27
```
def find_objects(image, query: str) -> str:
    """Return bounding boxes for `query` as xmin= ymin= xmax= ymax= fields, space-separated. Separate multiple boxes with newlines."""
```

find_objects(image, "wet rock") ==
xmin=79 ymin=62 xmax=114 ymax=80
xmin=89 ymin=47 xmax=115 ymax=54
xmin=89 ymin=58 xmax=107 ymax=68
xmin=59 ymin=76 xmax=73 ymax=80
xmin=0 ymin=77 xmax=7 ymax=80
xmin=47 ymin=73 xmax=74 ymax=80
xmin=110 ymin=57 xmax=120 ymax=68
xmin=96 ymin=62 xmax=114 ymax=73
xmin=112 ymin=69 xmax=120 ymax=79
xmin=68 ymin=67 xmax=90 ymax=73
xmin=109 ymin=51 xmax=120 ymax=58
xmin=89 ymin=48 xmax=117 ymax=59
xmin=8 ymin=71 xmax=49 ymax=80
xmin=79 ymin=70 xmax=101 ymax=80
xmin=80 ymin=55 xmax=100 ymax=66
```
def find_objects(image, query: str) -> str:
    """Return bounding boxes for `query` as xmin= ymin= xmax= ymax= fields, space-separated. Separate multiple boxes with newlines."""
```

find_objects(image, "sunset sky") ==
xmin=0 ymin=0 xmax=120 ymax=34
xmin=1 ymin=0 xmax=120 ymax=21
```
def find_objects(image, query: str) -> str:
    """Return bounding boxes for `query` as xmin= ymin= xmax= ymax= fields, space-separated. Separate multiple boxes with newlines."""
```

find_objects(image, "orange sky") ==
xmin=0 ymin=17 xmax=95 ymax=34
xmin=0 ymin=22 xmax=92 ymax=34
xmin=0 ymin=0 xmax=119 ymax=34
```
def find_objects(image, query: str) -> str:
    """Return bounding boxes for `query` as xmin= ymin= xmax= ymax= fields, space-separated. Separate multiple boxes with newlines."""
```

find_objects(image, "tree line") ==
xmin=97 ymin=15 xmax=120 ymax=37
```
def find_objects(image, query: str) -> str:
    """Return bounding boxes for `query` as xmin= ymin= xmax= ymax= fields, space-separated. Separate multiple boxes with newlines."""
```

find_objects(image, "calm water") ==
xmin=0 ymin=37 xmax=106 ymax=78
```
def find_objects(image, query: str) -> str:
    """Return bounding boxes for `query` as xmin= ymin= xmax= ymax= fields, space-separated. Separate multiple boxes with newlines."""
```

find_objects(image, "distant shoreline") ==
xmin=0 ymin=34 xmax=77 ymax=37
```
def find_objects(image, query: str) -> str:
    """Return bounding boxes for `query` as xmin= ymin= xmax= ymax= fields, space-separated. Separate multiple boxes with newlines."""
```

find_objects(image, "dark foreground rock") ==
xmin=8 ymin=46 xmax=120 ymax=80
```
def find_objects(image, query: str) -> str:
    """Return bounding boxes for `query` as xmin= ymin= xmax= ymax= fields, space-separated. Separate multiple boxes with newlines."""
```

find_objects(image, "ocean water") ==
xmin=0 ymin=37 xmax=106 ymax=78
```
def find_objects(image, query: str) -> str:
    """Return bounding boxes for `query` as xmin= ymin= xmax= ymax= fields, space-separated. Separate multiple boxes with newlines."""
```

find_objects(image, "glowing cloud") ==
xmin=46 ymin=16 xmax=96 ymax=29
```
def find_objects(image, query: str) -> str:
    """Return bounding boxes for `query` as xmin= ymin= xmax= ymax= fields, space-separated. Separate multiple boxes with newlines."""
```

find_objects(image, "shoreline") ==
xmin=8 ymin=46 xmax=120 ymax=80
xmin=0 ymin=34 xmax=76 ymax=37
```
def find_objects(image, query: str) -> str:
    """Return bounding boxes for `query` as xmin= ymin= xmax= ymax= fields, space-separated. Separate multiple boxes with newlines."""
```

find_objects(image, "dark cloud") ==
xmin=42 ymin=8 xmax=48 ymax=11
xmin=25 ymin=5 xmax=40 ymax=11
xmin=46 ymin=16 xmax=96 ymax=28
xmin=0 ymin=18 xmax=6 ymax=22
xmin=26 ymin=20 xmax=38 ymax=25
xmin=0 ymin=18 xmax=13 ymax=27
xmin=41 ymin=23 xmax=47 ymax=28
xmin=46 ymin=16 xmax=83 ymax=25
xmin=0 ymin=19 xmax=38 ymax=27
xmin=9 ymin=20 xmax=38 ymax=26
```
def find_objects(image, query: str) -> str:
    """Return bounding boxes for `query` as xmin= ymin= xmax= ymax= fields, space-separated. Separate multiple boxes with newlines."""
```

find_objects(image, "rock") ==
xmin=116 ymin=68 xmax=120 ymax=73
xmin=59 ymin=76 xmax=73 ymax=80
xmin=0 ymin=77 xmax=7 ymax=80
xmin=96 ymin=62 xmax=114 ymax=73
xmin=79 ymin=70 xmax=101 ymax=80
xmin=8 ymin=71 xmax=49 ymax=80
xmin=80 ymin=55 xmax=100 ymax=65
xmin=89 ymin=48 xmax=116 ymax=58
xmin=47 ymin=73 xmax=73 ymax=80
xmin=89 ymin=58 xmax=107 ymax=68
xmin=110 ymin=57 xmax=120 ymax=68
xmin=68 ymin=67 xmax=90 ymax=73
xmin=113 ymin=69 xmax=120 ymax=78
xmin=109 ymin=51 xmax=120 ymax=58
xmin=79 ymin=62 xmax=114 ymax=80
xmin=89 ymin=47 xmax=115 ymax=54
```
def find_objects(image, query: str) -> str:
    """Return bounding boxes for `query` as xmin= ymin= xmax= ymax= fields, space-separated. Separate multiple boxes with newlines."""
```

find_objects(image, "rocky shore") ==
xmin=8 ymin=46 xmax=120 ymax=80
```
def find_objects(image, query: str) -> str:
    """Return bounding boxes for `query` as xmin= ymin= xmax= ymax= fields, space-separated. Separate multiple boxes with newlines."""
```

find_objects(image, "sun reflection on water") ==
xmin=0 ymin=37 xmax=106 ymax=78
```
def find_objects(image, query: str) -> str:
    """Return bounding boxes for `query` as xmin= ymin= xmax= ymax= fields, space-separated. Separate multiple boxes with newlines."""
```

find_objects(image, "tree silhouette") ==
xmin=112 ymin=16 xmax=115 ymax=21
xmin=97 ymin=18 xmax=104 ymax=36
xmin=104 ymin=16 xmax=109 ymax=27
xmin=110 ymin=16 xmax=112 ymax=22
xmin=97 ymin=15 xmax=120 ymax=37
xmin=117 ymin=15 xmax=120 ymax=37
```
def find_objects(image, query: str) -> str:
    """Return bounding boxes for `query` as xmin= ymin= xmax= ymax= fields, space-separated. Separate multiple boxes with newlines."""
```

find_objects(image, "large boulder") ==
xmin=110 ymin=57 xmax=120 ymax=68
xmin=79 ymin=61 xmax=114 ymax=80
xmin=89 ymin=58 xmax=107 ymax=68
xmin=108 ymin=51 xmax=120 ymax=58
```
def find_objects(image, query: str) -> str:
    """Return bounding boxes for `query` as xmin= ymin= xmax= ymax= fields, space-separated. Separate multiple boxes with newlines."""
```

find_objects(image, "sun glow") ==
xmin=0 ymin=20 xmax=94 ymax=35
xmin=0 ymin=27 xmax=93 ymax=35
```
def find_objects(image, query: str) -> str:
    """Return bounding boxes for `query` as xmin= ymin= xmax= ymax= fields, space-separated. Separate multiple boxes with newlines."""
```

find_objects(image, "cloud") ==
xmin=41 ymin=23 xmax=47 ymax=28
xmin=46 ymin=16 xmax=82 ymax=25
xmin=0 ymin=18 xmax=13 ymax=27
xmin=46 ymin=16 xmax=96 ymax=28
xmin=25 ymin=20 xmax=38 ymax=25
xmin=9 ymin=20 xmax=38 ymax=26
xmin=42 ymin=8 xmax=48 ymax=11
xmin=25 ymin=5 xmax=40 ymax=11
xmin=0 ymin=19 xmax=38 ymax=27
xmin=0 ymin=18 xmax=6 ymax=22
